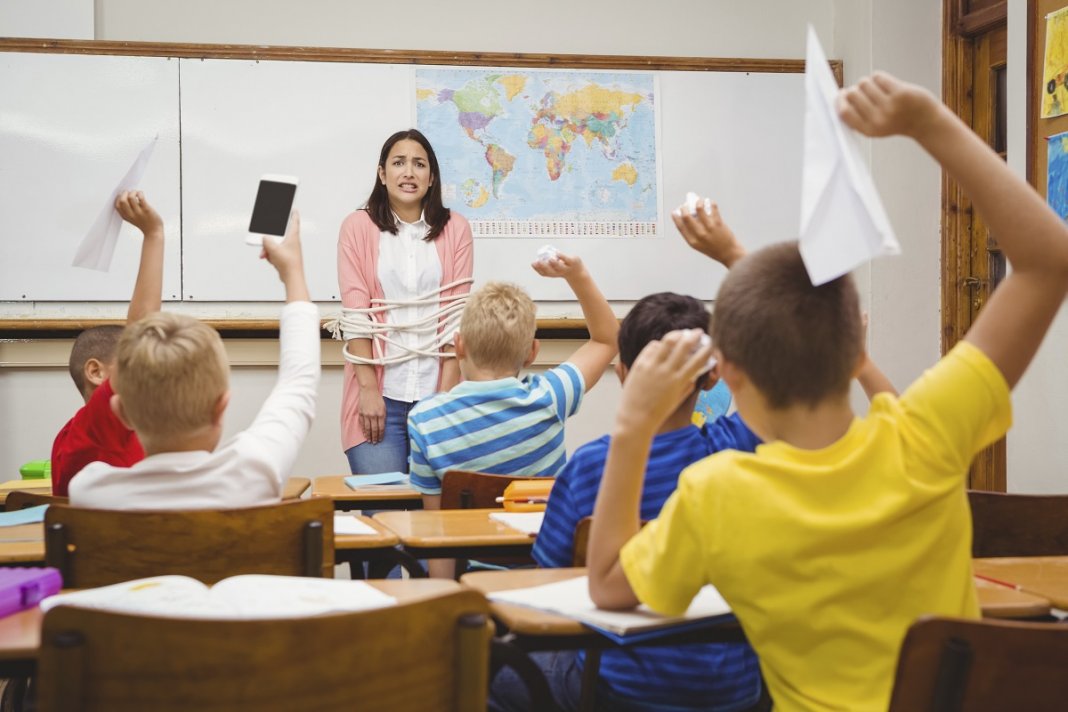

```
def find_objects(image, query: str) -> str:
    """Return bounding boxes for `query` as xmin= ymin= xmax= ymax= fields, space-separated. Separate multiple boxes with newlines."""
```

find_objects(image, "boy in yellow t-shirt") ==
xmin=586 ymin=72 xmax=1068 ymax=711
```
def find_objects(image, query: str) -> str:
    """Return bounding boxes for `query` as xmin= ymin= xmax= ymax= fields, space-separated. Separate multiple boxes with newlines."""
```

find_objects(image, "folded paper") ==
xmin=799 ymin=26 xmax=899 ymax=286
xmin=72 ymin=135 xmax=158 ymax=271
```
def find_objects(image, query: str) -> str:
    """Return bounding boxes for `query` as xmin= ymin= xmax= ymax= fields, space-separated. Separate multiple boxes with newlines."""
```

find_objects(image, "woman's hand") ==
xmin=359 ymin=386 xmax=387 ymax=444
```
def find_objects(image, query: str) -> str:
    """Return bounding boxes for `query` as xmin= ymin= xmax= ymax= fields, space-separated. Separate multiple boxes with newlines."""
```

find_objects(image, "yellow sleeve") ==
xmin=897 ymin=341 xmax=1012 ymax=476
xmin=619 ymin=474 xmax=709 ymax=617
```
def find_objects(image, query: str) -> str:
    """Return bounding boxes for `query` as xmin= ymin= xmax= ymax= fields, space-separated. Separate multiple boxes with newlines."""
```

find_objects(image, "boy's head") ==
xmin=110 ymin=313 xmax=230 ymax=447
xmin=619 ymin=292 xmax=711 ymax=370
xmin=457 ymin=281 xmax=537 ymax=375
xmin=68 ymin=325 xmax=124 ymax=403
xmin=711 ymin=241 xmax=863 ymax=409
xmin=617 ymin=292 xmax=715 ymax=409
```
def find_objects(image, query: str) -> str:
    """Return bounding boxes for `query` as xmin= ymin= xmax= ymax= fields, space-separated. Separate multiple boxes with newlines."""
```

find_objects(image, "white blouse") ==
xmin=377 ymin=213 xmax=444 ymax=403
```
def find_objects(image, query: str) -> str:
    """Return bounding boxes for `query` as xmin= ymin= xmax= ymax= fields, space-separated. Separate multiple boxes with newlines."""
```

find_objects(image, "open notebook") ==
xmin=488 ymin=574 xmax=734 ymax=644
xmin=41 ymin=575 xmax=396 ymax=620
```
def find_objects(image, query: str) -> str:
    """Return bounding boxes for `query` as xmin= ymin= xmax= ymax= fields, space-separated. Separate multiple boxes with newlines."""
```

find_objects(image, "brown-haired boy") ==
xmin=51 ymin=191 xmax=164 ymax=496
xmin=69 ymin=214 xmax=319 ymax=509
xmin=587 ymin=72 xmax=1068 ymax=711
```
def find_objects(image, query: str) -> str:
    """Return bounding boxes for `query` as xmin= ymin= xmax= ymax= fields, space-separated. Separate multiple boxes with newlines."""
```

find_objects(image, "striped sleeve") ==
xmin=541 ymin=362 xmax=585 ymax=422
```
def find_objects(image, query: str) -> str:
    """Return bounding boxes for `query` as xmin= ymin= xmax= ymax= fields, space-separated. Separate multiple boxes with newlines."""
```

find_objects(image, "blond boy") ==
xmin=70 ymin=214 xmax=319 ymax=509
xmin=587 ymin=73 xmax=1068 ymax=711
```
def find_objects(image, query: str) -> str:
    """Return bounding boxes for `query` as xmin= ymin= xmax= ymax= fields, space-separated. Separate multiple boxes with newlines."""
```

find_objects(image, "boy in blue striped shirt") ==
xmin=408 ymin=253 xmax=618 ymax=574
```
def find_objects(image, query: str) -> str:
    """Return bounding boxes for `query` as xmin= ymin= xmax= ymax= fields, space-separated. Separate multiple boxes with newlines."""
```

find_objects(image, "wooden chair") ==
xmin=44 ymin=498 xmax=334 ymax=587
xmin=441 ymin=470 xmax=549 ymax=577
xmin=888 ymin=616 xmax=1068 ymax=711
xmin=5 ymin=490 xmax=67 ymax=511
xmin=36 ymin=588 xmax=492 ymax=712
xmin=440 ymin=469 xmax=548 ymax=510
xmin=968 ymin=490 xmax=1068 ymax=557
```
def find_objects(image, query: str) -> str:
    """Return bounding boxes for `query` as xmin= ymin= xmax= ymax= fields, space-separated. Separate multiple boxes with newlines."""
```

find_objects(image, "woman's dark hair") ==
xmin=363 ymin=129 xmax=450 ymax=241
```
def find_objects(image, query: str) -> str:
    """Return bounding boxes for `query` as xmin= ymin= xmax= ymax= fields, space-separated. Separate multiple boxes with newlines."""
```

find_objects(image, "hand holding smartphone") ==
xmin=247 ymin=174 xmax=299 ymax=246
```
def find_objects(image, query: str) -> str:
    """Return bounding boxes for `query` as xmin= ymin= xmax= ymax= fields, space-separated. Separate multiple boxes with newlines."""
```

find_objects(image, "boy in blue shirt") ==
xmin=408 ymin=252 xmax=618 ymax=577
xmin=525 ymin=290 xmax=764 ymax=712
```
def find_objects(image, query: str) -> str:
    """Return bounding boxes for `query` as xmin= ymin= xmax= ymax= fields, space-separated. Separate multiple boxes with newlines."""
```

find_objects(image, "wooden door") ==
xmin=942 ymin=2 xmax=1008 ymax=491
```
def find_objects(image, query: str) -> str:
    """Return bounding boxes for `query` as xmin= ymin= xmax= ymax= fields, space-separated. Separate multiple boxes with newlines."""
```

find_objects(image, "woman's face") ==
xmin=378 ymin=138 xmax=433 ymax=214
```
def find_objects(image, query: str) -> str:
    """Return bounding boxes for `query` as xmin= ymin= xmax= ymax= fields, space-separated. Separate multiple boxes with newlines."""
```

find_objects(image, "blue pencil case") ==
xmin=0 ymin=567 xmax=62 ymax=618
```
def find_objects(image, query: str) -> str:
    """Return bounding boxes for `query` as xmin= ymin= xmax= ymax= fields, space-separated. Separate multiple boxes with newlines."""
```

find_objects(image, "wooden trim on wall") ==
xmin=0 ymin=38 xmax=842 ymax=81
xmin=0 ymin=317 xmax=593 ymax=337
xmin=956 ymin=1 xmax=1008 ymax=36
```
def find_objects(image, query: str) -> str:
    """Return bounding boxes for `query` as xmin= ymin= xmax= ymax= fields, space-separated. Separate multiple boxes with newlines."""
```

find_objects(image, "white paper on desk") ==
xmin=41 ymin=575 xmax=396 ymax=620
xmin=72 ymin=135 xmax=158 ymax=272
xmin=799 ymin=26 xmax=899 ymax=286
xmin=489 ymin=511 xmax=544 ymax=537
xmin=488 ymin=575 xmax=731 ymax=636
xmin=334 ymin=513 xmax=379 ymax=536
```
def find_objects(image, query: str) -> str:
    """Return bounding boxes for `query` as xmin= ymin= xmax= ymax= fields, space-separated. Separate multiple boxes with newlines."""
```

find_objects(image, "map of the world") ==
xmin=416 ymin=68 xmax=659 ymax=238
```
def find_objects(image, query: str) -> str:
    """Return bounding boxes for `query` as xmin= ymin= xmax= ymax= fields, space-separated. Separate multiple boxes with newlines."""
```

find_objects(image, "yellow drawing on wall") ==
xmin=1043 ymin=7 xmax=1068 ymax=118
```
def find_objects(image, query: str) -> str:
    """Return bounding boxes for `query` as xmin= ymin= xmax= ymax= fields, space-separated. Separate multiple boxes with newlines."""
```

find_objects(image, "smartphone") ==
xmin=246 ymin=174 xmax=299 ymax=246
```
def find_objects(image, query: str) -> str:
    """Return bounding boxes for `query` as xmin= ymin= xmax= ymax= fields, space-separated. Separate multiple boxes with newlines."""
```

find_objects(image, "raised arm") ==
xmin=532 ymin=254 xmax=619 ymax=390
xmin=117 ymin=191 xmax=165 ymax=324
xmin=840 ymin=72 xmax=1068 ymax=389
xmin=673 ymin=200 xmax=747 ymax=269
xmin=588 ymin=329 xmax=714 ymax=608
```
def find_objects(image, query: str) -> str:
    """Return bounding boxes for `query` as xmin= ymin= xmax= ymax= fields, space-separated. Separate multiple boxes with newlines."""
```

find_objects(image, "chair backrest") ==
xmin=440 ymin=470 xmax=546 ymax=510
xmin=44 ymin=498 xmax=334 ymax=587
xmin=5 ymin=490 xmax=68 ymax=511
xmin=37 ymin=588 xmax=492 ymax=712
xmin=888 ymin=616 xmax=1068 ymax=711
xmin=968 ymin=490 xmax=1068 ymax=557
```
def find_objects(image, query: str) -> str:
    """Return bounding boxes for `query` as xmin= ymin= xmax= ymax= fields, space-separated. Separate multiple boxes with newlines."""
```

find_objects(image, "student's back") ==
xmin=498 ymin=292 xmax=763 ymax=712
xmin=408 ymin=256 xmax=618 ymax=505
xmin=70 ymin=215 xmax=319 ymax=510
xmin=587 ymin=73 xmax=1068 ymax=712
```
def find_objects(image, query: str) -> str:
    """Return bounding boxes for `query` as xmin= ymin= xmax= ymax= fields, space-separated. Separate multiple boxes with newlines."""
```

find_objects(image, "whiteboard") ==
xmin=0 ymin=53 xmax=182 ymax=301
xmin=180 ymin=59 xmax=411 ymax=301
xmin=0 ymin=50 xmax=809 ymax=308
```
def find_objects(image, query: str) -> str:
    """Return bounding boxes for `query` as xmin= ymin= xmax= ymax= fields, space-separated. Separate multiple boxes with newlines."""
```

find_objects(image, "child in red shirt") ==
xmin=51 ymin=191 xmax=165 ymax=496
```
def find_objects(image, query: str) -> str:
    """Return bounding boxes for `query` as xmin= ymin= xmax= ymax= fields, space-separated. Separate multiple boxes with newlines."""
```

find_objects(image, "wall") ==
xmin=1005 ymin=0 xmax=1066 ymax=493
xmin=0 ymin=0 xmax=947 ymax=483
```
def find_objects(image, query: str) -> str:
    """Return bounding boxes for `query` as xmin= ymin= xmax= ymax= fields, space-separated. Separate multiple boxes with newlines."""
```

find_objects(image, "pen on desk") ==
xmin=974 ymin=573 xmax=1023 ymax=591
xmin=495 ymin=496 xmax=549 ymax=504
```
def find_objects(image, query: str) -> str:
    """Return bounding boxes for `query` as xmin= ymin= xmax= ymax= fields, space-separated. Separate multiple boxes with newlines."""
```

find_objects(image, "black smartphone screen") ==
xmin=248 ymin=180 xmax=297 ymax=236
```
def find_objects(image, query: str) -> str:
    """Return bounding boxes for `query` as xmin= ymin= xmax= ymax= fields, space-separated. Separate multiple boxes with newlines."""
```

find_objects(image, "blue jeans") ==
xmin=489 ymin=650 xmax=767 ymax=712
xmin=489 ymin=650 xmax=582 ymax=712
xmin=345 ymin=397 xmax=416 ymax=474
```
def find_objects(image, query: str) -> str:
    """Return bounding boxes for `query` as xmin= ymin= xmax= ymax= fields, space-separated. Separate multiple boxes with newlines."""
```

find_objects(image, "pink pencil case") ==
xmin=0 ymin=568 xmax=62 ymax=617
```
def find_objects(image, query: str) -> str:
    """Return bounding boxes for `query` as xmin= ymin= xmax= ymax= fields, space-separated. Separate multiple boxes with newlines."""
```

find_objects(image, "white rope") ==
xmin=325 ymin=278 xmax=473 ymax=366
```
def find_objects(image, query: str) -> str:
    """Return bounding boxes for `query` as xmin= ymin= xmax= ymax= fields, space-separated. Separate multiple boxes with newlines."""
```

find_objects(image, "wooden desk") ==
xmin=0 ymin=524 xmax=46 ymax=565
xmin=0 ymin=481 xmax=50 ymax=506
xmin=282 ymin=477 xmax=310 ymax=500
xmin=311 ymin=475 xmax=423 ymax=512
xmin=974 ymin=576 xmax=1052 ymax=619
xmin=974 ymin=556 xmax=1068 ymax=610
xmin=461 ymin=567 xmax=746 ymax=651
xmin=374 ymin=508 xmax=535 ymax=561
xmin=0 ymin=578 xmax=463 ymax=677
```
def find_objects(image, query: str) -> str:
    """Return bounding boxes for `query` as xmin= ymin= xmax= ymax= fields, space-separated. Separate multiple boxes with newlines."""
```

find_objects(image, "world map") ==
xmin=415 ymin=68 xmax=659 ymax=237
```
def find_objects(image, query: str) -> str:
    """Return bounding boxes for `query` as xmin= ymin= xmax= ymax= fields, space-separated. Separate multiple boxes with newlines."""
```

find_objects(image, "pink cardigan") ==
xmin=336 ymin=209 xmax=474 ymax=451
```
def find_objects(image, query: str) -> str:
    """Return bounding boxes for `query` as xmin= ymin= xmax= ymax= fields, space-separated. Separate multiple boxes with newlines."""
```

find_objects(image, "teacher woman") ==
xmin=337 ymin=129 xmax=474 ymax=474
